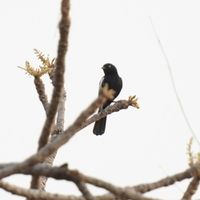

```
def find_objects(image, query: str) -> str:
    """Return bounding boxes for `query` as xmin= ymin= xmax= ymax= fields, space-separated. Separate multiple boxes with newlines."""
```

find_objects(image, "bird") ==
xmin=93 ymin=63 xmax=123 ymax=135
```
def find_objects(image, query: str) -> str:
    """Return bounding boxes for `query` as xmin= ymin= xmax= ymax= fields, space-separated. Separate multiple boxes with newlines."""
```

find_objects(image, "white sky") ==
xmin=1 ymin=0 xmax=200 ymax=199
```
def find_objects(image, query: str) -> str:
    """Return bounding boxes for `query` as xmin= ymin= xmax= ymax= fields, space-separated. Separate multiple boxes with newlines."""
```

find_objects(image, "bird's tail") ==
xmin=93 ymin=117 xmax=107 ymax=135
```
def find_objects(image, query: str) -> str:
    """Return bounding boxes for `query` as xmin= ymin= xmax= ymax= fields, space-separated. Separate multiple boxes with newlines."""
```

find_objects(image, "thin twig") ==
xmin=149 ymin=17 xmax=200 ymax=146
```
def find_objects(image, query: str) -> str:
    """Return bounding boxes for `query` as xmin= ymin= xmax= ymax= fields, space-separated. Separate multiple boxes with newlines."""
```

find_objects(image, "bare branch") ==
xmin=36 ymin=88 xmax=66 ymax=188
xmin=38 ymin=0 xmax=70 ymax=150
xmin=78 ymin=171 xmax=152 ymax=200
xmin=0 ymin=176 xmax=151 ymax=200
xmin=149 ymin=17 xmax=200 ymax=146
xmin=85 ymin=99 xmax=138 ymax=129
xmin=34 ymin=77 xmax=49 ymax=113
xmin=0 ymin=177 xmax=122 ymax=200
xmin=2 ymin=161 xmax=199 ymax=199
xmin=181 ymin=176 xmax=200 ymax=200
xmin=134 ymin=168 xmax=193 ymax=193
xmin=1 ymin=164 xmax=156 ymax=200
xmin=0 ymin=179 xmax=158 ymax=200
xmin=56 ymin=89 xmax=66 ymax=133
xmin=0 ymin=180 xmax=81 ymax=200
xmin=75 ymin=181 xmax=94 ymax=200
xmin=30 ymin=89 xmax=66 ymax=190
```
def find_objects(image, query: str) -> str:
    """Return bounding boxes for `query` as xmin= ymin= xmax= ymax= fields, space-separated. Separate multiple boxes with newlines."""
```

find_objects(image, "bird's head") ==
xmin=102 ymin=63 xmax=118 ymax=75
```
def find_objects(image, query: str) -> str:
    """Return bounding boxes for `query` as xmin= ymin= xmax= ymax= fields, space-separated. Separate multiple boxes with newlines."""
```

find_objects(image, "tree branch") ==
xmin=0 ymin=180 xmax=82 ymax=200
xmin=0 ymin=179 xmax=157 ymax=200
xmin=30 ymin=89 xmax=67 ymax=190
xmin=75 ymin=181 xmax=94 ymax=200
xmin=0 ymin=164 xmax=156 ymax=200
xmin=38 ymin=0 xmax=70 ymax=150
xmin=134 ymin=167 xmax=193 ymax=193
xmin=0 ymin=93 xmax=111 ymax=179
xmin=181 ymin=176 xmax=200 ymax=199
xmin=1 ymin=162 xmax=199 ymax=199
xmin=34 ymin=77 xmax=49 ymax=112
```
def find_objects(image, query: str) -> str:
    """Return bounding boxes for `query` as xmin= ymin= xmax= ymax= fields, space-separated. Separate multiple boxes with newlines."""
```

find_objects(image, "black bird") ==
xmin=93 ymin=63 xmax=123 ymax=135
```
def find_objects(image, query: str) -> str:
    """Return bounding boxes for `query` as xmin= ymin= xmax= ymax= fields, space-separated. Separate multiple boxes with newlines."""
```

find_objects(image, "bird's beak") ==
xmin=102 ymin=66 xmax=105 ymax=70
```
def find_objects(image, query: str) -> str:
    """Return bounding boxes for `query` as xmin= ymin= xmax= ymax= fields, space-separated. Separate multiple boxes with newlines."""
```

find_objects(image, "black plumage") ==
xmin=93 ymin=63 xmax=123 ymax=135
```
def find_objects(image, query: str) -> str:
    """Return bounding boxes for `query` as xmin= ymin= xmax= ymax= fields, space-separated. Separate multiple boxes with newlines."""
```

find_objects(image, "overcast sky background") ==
xmin=1 ymin=0 xmax=200 ymax=199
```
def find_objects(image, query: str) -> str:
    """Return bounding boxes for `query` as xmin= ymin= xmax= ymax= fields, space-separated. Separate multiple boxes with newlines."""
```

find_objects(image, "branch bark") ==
xmin=34 ymin=77 xmax=49 ymax=112
xmin=0 ymin=180 xmax=81 ymax=200
xmin=134 ymin=167 xmax=193 ymax=193
xmin=38 ymin=0 xmax=70 ymax=150
xmin=182 ymin=176 xmax=200 ymax=199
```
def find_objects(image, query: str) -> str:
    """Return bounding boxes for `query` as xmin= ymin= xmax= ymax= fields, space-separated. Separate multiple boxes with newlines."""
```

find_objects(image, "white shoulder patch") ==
xmin=98 ymin=76 xmax=105 ymax=93
xmin=99 ymin=76 xmax=104 ymax=88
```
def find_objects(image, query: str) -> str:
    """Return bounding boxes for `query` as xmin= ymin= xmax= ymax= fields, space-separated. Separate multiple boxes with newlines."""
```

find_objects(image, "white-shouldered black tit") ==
xmin=93 ymin=63 xmax=123 ymax=135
